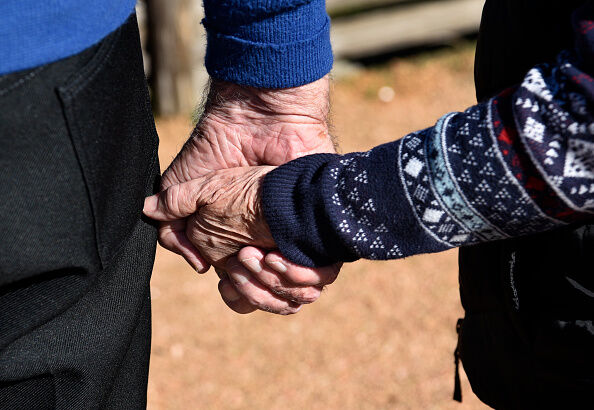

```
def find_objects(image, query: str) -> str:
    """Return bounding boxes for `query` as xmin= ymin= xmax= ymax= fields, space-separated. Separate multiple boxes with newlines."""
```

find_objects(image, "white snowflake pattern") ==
xmin=354 ymin=170 xmax=368 ymax=183
xmin=471 ymin=196 xmax=487 ymax=206
xmin=357 ymin=215 xmax=372 ymax=226
xmin=462 ymin=152 xmax=478 ymax=166
xmin=563 ymin=138 xmax=594 ymax=179
xmin=458 ymin=122 xmax=470 ymax=136
xmin=406 ymin=136 xmax=422 ymax=149
xmin=521 ymin=68 xmax=553 ymax=102
xmin=331 ymin=193 xmax=342 ymax=206
xmin=493 ymin=201 xmax=507 ymax=212
xmin=339 ymin=220 xmax=351 ymax=233
xmin=523 ymin=117 xmax=546 ymax=143
xmin=460 ymin=169 xmax=473 ymax=183
xmin=422 ymin=208 xmax=444 ymax=223
xmin=345 ymin=160 xmax=358 ymax=173
xmin=469 ymin=133 xmax=483 ymax=147
xmin=479 ymin=162 xmax=496 ymax=176
xmin=370 ymin=236 xmax=385 ymax=249
xmin=404 ymin=157 xmax=424 ymax=178
xmin=346 ymin=187 xmax=361 ymax=202
xmin=341 ymin=205 xmax=355 ymax=217
xmin=387 ymin=244 xmax=403 ymax=258
xmin=497 ymin=175 xmax=510 ymax=185
xmin=448 ymin=143 xmax=462 ymax=154
xmin=360 ymin=198 xmax=376 ymax=212
xmin=374 ymin=223 xmax=388 ymax=233
xmin=483 ymin=146 xmax=497 ymax=157
xmin=495 ymin=189 xmax=511 ymax=199
xmin=475 ymin=179 xmax=492 ymax=192
xmin=353 ymin=229 xmax=368 ymax=242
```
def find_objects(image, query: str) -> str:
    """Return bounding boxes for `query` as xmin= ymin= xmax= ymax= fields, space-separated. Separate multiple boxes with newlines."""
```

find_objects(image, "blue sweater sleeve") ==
xmin=203 ymin=0 xmax=332 ymax=88
xmin=262 ymin=5 xmax=594 ymax=267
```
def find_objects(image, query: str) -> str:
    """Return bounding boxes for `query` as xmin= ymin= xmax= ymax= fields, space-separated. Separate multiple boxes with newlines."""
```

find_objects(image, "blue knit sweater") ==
xmin=0 ymin=0 xmax=136 ymax=75
xmin=262 ymin=3 xmax=594 ymax=267
xmin=0 ymin=0 xmax=333 ymax=87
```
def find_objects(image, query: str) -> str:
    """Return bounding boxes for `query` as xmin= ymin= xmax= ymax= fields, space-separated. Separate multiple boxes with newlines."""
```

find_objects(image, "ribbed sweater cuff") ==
xmin=262 ymin=153 xmax=358 ymax=267
xmin=203 ymin=0 xmax=333 ymax=88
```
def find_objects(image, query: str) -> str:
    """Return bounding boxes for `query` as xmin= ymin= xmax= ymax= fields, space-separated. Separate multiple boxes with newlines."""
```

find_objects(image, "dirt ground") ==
xmin=148 ymin=43 xmax=488 ymax=409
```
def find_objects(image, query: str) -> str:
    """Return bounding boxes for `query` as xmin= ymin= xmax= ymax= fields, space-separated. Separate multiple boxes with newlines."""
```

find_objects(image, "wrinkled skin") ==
xmin=151 ymin=166 xmax=276 ymax=268
xmin=153 ymin=76 xmax=341 ymax=314
xmin=146 ymin=166 xmax=341 ymax=315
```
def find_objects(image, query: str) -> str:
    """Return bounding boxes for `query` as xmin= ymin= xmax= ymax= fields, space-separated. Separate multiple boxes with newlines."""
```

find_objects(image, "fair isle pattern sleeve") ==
xmin=262 ymin=45 xmax=594 ymax=267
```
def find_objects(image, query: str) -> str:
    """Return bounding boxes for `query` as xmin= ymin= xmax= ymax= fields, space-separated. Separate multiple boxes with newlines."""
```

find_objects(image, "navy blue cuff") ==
xmin=262 ymin=153 xmax=358 ymax=267
xmin=203 ymin=0 xmax=333 ymax=88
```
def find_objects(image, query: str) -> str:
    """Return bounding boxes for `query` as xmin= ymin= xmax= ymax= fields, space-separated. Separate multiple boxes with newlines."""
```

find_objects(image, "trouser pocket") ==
xmin=58 ymin=14 xmax=159 ymax=270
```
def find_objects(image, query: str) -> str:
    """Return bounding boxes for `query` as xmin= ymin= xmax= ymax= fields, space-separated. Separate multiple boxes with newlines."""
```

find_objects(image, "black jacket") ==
xmin=459 ymin=1 xmax=594 ymax=408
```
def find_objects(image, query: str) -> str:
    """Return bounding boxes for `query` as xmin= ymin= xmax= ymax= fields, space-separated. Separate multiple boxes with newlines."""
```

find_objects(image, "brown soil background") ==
xmin=148 ymin=43 xmax=488 ymax=409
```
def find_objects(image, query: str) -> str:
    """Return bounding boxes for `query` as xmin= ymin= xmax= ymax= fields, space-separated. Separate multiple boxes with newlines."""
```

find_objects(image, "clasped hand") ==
xmin=145 ymin=166 xmax=340 ymax=315
xmin=144 ymin=77 xmax=340 ymax=315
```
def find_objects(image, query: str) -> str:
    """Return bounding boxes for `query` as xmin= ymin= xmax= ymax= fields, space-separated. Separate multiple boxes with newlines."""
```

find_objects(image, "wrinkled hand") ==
xmin=158 ymin=76 xmax=335 ymax=273
xmin=156 ymin=76 xmax=341 ymax=314
xmin=144 ymin=167 xmax=341 ymax=314
xmin=147 ymin=166 xmax=275 ymax=267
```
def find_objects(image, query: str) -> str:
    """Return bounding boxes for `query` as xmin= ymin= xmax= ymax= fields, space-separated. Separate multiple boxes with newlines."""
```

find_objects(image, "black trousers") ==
xmin=0 ymin=15 xmax=159 ymax=409
xmin=458 ymin=1 xmax=594 ymax=408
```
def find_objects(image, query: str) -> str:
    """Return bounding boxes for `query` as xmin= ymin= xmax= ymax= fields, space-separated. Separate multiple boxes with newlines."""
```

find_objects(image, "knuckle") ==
xmin=266 ymin=278 xmax=286 ymax=295
xmin=165 ymin=185 xmax=182 ymax=215
xmin=272 ymin=286 xmax=320 ymax=304
xmin=295 ymin=287 xmax=321 ymax=304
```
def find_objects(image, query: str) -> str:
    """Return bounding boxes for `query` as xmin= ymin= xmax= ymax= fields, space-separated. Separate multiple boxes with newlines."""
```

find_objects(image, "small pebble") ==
xmin=378 ymin=86 xmax=395 ymax=103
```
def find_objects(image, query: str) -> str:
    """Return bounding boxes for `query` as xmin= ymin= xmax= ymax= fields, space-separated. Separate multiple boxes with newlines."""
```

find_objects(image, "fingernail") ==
xmin=192 ymin=259 xmax=209 ymax=274
xmin=267 ymin=260 xmax=287 ymax=273
xmin=220 ymin=283 xmax=241 ymax=302
xmin=229 ymin=270 xmax=249 ymax=285
xmin=240 ymin=257 xmax=262 ymax=273
xmin=143 ymin=195 xmax=158 ymax=214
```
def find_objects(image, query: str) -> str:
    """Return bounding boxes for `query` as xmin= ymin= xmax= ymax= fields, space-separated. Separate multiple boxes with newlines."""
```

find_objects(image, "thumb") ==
xmin=143 ymin=178 xmax=208 ymax=221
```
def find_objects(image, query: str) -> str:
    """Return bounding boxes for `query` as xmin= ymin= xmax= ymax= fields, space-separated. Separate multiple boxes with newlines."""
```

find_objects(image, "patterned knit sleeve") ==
xmin=262 ymin=48 xmax=594 ymax=267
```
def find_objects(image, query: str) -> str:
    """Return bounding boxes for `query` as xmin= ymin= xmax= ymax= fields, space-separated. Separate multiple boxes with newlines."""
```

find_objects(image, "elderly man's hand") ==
xmin=158 ymin=76 xmax=335 ymax=272
xmin=144 ymin=167 xmax=340 ymax=315
xmin=156 ymin=75 xmax=341 ymax=314
xmin=147 ymin=166 xmax=275 ymax=267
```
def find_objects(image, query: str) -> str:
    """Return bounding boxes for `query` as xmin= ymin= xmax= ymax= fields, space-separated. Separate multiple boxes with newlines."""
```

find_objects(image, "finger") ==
xmin=235 ymin=248 xmax=323 ymax=304
xmin=143 ymin=179 xmax=208 ymax=221
xmin=238 ymin=247 xmax=341 ymax=287
xmin=158 ymin=219 xmax=210 ymax=273
xmin=218 ymin=277 xmax=258 ymax=314
xmin=225 ymin=258 xmax=302 ymax=315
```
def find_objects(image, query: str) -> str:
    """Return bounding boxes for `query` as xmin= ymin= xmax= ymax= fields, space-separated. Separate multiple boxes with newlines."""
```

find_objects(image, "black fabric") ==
xmin=459 ymin=1 xmax=594 ymax=408
xmin=0 ymin=14 xmax=159 ymax=409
